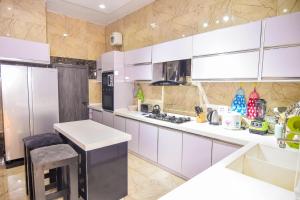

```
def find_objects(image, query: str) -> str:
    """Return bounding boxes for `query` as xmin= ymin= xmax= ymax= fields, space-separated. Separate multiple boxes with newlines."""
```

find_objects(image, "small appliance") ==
xmin=207 ymin=110 xmax=220 ymax=125
xmin=222 ymin=112 xmax=242 ymax=130
xmin=141 ymin=104 xmax=153 ymax=113
xmin=249 ymin=99 xmax=269 ymax=135
xmin=152 ymin=105 xmax=161 ymax=115
xmin=146 ymin=113 xmax=191 ymax=124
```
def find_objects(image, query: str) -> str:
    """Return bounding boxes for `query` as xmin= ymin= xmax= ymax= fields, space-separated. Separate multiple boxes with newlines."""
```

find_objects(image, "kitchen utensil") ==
xmin=195 ymin=106 xmax=206 ymax=123
xmin=207 ymin=110 xmax=219 ymax=125
xmin=222 ymin=111 xmax=242 ymax=130
xmin=152 ymin=105 xmax=161 ymax=115
xmin=287 ymin=116 xmax=300 ymax=133
xmin=274 ymin=123 xmax=284 ymax=139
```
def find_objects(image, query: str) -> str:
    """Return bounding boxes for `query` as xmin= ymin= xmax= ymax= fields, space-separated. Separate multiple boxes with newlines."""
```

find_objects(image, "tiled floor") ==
xmin=0 ymin=154 xmax=185 ymax=200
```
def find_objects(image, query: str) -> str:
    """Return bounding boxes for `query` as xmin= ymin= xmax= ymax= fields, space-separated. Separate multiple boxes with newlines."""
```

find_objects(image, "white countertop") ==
xmin=88 ymin=103 xmax=103 ymax=112
xmin=113 ymin=109 xmax=296 ymax=200
xmin=54 ymin=120 xmax=131 ymax=151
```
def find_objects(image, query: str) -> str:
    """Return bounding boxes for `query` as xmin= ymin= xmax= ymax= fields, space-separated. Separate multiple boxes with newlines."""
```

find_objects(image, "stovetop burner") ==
xmin=146 ymin=113 xmax=191 ymax=124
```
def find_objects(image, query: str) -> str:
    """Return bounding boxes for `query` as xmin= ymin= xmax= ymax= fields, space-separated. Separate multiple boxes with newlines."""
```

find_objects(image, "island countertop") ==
xmin=54 ymin=120 xmax=131 ymax=151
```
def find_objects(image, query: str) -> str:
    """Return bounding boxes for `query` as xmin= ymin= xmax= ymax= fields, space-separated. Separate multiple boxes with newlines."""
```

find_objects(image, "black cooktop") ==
xmin=146 ymin=113 xmax=191 ymax=124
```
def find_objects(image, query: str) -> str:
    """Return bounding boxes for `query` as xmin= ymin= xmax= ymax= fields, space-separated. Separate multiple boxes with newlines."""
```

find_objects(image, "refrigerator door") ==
xmin=1 ymin=65 xmax=30 ymax=161
xmin=28 ymin=67 xmax=59 ymax=135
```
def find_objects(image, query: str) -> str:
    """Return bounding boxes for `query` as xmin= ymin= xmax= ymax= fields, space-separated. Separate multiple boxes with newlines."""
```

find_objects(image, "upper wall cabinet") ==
xmin=262 ymin=46 xmax=300 ymax=79
xmin=0 ymin=37 xmax=50 ymax=64
xmin=124 ymin=46 xmax=152 ymax=65
xmin=152 ymin=37 xmax=193 ymax=63
xmin=101 ymin=51 xmax=124 ymax=72
xmin=264 ymin=12 xmax=300 ymax=47
xmin=193 ymin=21 xmax=262 ymax=56
xmin=192 ymin=51 xmax=259 ymax=80
xmin=125 ymin=64 xmax=153 ymax=81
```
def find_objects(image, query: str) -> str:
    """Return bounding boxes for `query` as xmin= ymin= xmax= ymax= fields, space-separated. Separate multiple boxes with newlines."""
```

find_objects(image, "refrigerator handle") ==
xmin=27 ymin=67 xmax=34 ymax=136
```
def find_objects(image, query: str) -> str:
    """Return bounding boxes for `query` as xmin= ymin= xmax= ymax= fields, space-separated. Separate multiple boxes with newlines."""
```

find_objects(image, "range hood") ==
xmin=151 ymin=59 xmax=191 ymax=86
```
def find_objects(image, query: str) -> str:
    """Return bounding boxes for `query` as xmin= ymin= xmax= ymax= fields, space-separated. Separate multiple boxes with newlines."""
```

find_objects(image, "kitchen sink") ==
xmin=227 ymin=144 xmax=299 ymax=191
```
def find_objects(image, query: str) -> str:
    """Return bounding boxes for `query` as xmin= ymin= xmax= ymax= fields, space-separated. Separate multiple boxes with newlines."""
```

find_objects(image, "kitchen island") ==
xmin=54 ymin=120 xmax=131 ymax=200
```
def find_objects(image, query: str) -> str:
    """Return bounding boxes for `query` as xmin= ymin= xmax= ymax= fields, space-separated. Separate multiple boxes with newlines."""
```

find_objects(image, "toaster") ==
xmin=141 ymin=104 xmax=153 ymax=113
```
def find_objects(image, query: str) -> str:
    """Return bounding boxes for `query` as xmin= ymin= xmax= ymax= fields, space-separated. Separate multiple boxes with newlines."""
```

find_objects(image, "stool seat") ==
xmin=31 ymin=144 xmax=77 ymax=166
xmin=23 ymin=133 xmax=63 ymax=151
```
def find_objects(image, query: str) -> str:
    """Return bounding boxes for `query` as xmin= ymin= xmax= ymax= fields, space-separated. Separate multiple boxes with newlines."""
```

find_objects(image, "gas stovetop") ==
xmin=146 ymin=113 xmax=191 ymax=124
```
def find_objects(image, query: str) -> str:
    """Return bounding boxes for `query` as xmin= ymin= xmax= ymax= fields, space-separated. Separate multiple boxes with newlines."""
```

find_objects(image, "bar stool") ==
xmin=23 ymin=133 xmax=64 ymax=200
xmin=30 ymin=144 xmax=78 ymax=200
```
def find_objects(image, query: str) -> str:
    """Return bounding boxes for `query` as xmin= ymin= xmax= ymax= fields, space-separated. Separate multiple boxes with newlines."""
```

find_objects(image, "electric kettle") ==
xmin=207 ymin=110 xmax=220 ymax=125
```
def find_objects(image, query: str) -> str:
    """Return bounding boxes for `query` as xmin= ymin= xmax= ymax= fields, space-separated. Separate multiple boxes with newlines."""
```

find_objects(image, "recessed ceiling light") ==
xmin=7 ymin=7 xmax=12 ymax=11
xmin=63 ymin=33 xmax=69 ymax=37
xmin=150 ymin=23 xmax=157 ymax=28
xmin=215 ymin=20 xmax=220 ymax=24
xmin=223 ymin=15 xmax=230 ymax=22
xmin=203 ymin=22 xmax=209 ymax=28
xmin=283 ymin=8 xmax=288 ymax=13
xmin=182 ymin=34 xmax=185 ymax=37
xmin=99 ymin=4 xmax=106 ymax=9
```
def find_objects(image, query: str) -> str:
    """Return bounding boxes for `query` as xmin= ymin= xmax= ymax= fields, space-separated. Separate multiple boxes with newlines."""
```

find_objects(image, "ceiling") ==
xmin=46 ymin=0 xmax=155 ymax=25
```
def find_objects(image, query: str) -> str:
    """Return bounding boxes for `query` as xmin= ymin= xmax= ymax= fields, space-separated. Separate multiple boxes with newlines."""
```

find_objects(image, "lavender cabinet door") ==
xmin=182 ymin=133 xmax=212 ymax=179
xmin=139 ymin=122 xmax=158 ymax=162
xmin=114 ymin=116 xmax=126 ymax=132
xmin=212 ymin=140 xmax=240 ymax=165
xmin=91 ymin=110 xmax=103 ymax=124
xmin=125 ymin=119 xmax=139 ymax=153
xmin=102 ymin=111 xmax=114 ymax=128
xmin=124 ymin=64 xmax=153 ymax=82
xmin=124 ymin=46 xmax=152 ymax=65
xmin=158 ymin=128 xmax=182 ymax=173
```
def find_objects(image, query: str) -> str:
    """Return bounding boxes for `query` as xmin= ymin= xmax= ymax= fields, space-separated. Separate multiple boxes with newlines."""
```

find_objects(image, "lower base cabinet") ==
xmin=212 ymin=140 xmax=240 ymax=165
xmin=91 ymin=110 xmax=103 ymax=124
xmin=139 ymin=122 xmax=158 ymax=162
xmin=182 ymin=133 xmax=212 ymax=178
xmin=158 ymin=127 xmax=182 ymax=173
xmin=125 ymin=119 xmax=139 ymax=153
xmin=114 ymin=116 xmax=126 ymax=132
xmin=102 ymin=111 xmax=114 ymax=128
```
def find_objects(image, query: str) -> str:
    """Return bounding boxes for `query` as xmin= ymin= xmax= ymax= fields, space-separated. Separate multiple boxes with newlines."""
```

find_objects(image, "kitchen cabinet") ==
xmin=152 ymin=37 xmax=192 ymax=63
xmin=125 ymin=119 xmax=139 ymax=153
xmin=101 ymin=51 xmax=124 ymax=72
xmin=182 ymin=133 xmax=212 ymax=179
xmin=264 ymin=12 xmax=300 ymax=47
xmin=139 ymin=122 xmax=158 ymax=162
xmin=158 ymin=127 xmax=182 ymax=173
xmin=102 ymin=111 xmax=114 ymax=128
xmin=212 ymin=140 xmax=240 ymax=165
xmin=192 ymin=51 xmax=259 ymax=80
xmin=262 ymin=46 xmax=300 ymax=79
xmin=124 ymin=64 xmax=152 ymax=81
xmin=91 ymin=110 xmax=103 ymax=124
xmin=124 ymin=46 xmax=152 ymax=65
xmin=193 ymin=21 xmax=261 ymax=56
xmin=114 ymin=116 xmax=126 ymax=132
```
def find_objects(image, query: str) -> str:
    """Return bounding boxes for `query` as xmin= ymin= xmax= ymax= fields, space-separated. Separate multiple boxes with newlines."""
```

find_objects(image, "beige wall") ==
xmin=46 ymin=11 xmax=106 ymax=60
xmin=0 ymin=0 xmax=47 ymax=42
xmin=106 ymin=0 xmax=300 ymax=115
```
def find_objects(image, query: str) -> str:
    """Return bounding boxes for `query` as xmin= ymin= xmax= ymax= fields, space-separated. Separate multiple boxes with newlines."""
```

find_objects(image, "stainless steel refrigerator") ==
xmin=0 ymin=64 xmax=59 ymax=162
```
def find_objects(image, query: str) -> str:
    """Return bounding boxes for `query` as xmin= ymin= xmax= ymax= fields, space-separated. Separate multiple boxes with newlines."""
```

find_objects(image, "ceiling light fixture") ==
xmin=215 ymin=20 xmax=220 ymax=24
xmin=7 ymin=7 xmax=12 ymax=11
xmin=150 ymin=23 xmax=157 ymax=28
xmin=223 ymin=15 xmax=230 ymax=22
xmin=283 ymin=8 xmax=288 ymax=13
xmin=182 ymin=34 xmax=185 ymax=37
xmin=99 ymin=4 xmax=106 ymax=9
xmin=203 ymin=22 xmax=208 ymax=28
xmin=63 ymin=33 xmax=69 ymax=37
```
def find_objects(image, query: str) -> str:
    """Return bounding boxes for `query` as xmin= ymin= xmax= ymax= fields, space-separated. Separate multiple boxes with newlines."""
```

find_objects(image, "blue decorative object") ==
xmin=231 ymin=87 xmax=247 ymax=116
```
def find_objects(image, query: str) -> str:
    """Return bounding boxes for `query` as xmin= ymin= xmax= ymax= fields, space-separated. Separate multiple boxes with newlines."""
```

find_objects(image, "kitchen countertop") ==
xmin=54 ymin=120 xmax=131 ymax=151
xmin=88 ymin=103 xmax=103 ymax=112
xmin=113 ymin=108 xmax=296 ymax=200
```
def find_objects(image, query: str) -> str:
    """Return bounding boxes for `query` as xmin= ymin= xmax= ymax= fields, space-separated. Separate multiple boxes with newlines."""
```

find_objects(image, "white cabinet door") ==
xmin=139 ymin=122 xmax=158 ymax=162
xmin=101 ymin=51 xmax=124 ymax=72
xmin=102 ymin=111 xmax=114 ymax=128
xmin=212 ymin=140 xmax=240 ymax=165
xmin=262 ymin=46 xmax=300 ymax=79
xmin=264 ymin=12 xmax=300 ymax=47
xmin=124 ymin=64 xmax=153 ymax=81
xmin=91 ymin=110 xmax=103 ymax=124
xmin=124 ymin=46 xmax=152 ymax=65
xmin=192 ymin=51 xmax=259 ymax=80
xmin=125 ymin=119 xmax=139 ymax=153
xmin=158 ymin=127 xmax=182 ymax=173
xmin=152 ymin=37 xmax=192 ymax=63
xmin=182 ymin=133 xmax=212 ymax=179
xmin=114 ymin=116 xmax=126 ymax=132
xmin=193 ymin=21 xmax=261 ymax=56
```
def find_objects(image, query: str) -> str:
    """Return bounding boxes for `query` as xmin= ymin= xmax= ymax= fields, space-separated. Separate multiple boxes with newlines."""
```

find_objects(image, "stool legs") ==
xmin=69 ymin=160 xmax=78 ymax=200
xmin=33 ymin=167 xmax=46 ymax=200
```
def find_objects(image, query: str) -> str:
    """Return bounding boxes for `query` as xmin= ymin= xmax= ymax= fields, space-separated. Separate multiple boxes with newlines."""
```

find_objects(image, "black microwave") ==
xmin=102 ymin=71 xmax=114 ymax=111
